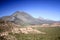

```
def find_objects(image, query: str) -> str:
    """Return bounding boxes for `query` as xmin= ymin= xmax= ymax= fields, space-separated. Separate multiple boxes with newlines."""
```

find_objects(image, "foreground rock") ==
xmin=12 ymin=27 xmax=46 ymax=34
xmin=0 ymin=20 xmax=46 ymax=40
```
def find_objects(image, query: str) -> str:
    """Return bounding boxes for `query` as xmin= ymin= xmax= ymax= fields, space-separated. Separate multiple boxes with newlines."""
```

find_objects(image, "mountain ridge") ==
xmin=0 ymin=11 xmax=60 ymax=25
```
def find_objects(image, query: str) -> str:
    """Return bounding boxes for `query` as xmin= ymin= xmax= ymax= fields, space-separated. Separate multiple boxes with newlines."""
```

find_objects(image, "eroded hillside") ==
xmin=0 ymin=20 xmax=46 ymax=40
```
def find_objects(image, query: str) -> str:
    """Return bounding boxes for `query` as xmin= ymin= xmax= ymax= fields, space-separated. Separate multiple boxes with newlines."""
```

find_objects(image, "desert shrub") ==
xmin=0 ymin=20 xmax=13 ymax=33
xmin=0 ymin=36 xmax=7 ymax=40
xmin=0 ymin=20 xmax=5 ymax=24
xmin=55 ymin=37 xmax=60 ymax=40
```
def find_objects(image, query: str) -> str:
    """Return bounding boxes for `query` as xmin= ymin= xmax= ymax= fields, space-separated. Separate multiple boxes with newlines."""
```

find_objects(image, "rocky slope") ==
xmin=0 ymin=20 xmax=46 ymax=40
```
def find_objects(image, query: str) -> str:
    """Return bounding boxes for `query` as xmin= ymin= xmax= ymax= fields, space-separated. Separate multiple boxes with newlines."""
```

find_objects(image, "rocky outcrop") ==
xmin=12 ymin=27 xmax=46 ymax=34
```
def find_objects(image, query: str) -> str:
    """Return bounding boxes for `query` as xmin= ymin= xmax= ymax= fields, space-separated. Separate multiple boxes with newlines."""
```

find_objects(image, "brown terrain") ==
xmin=0 ymin=20 xmax=46 ymax=40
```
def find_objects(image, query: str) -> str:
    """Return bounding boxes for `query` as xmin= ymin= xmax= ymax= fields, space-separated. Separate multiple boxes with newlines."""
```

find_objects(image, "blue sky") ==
xmin=0 ymin=0 xmax=60 ymax=21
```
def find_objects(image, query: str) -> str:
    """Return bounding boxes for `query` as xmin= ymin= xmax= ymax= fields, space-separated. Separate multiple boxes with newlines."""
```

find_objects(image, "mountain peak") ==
xmin=38 ymin=17 xmax=45 ymax=20
xmin=14 ymin=11 xmax=26 ymax=13
xmin=12 ymin=11 xmax=29 ymax=16
xmin=15 ymin=11 xmax=20 ymax=13
xmin=38 ymin=16 xmax=53 ymax=21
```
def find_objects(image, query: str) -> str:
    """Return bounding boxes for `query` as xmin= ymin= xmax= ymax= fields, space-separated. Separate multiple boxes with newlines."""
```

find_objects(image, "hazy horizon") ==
xmin=0 ymin=0 xmax=60 ymax=21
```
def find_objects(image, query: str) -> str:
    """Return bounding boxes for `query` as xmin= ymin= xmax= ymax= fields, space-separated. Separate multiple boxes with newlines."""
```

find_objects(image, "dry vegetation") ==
xmin=0 ymin=20 xmax=60 ymax=40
